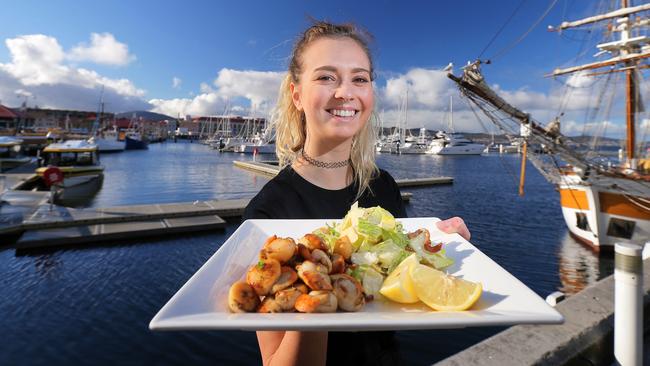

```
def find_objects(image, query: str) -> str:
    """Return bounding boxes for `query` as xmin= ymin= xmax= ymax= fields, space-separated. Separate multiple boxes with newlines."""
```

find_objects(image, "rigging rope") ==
xmin=489 ymin=0 xmax=560 ymax=61
xmin=478 ymin=0 xmax=528 ymax=59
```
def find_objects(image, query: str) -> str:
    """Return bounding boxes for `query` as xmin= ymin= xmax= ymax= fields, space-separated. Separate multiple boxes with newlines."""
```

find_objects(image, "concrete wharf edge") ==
xmin=435 ymin=258 xmax=650 ymax=366
xmin=233 ymin=160 xmax=454 ymax=186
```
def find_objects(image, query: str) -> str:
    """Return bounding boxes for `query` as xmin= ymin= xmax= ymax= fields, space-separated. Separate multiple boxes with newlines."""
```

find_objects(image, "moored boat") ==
xmin=32 ymin=140 xmax=104 ymax=206
xmin=0 ymin=136 xmax=31 ymax=171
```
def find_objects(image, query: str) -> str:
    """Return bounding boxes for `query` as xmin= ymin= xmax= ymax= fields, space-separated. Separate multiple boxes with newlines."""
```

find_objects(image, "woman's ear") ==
xmin=290 ymin=82 xmax=302 ymax=111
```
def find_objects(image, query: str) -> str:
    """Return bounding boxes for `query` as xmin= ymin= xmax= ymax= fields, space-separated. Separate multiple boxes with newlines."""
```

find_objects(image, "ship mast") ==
xmin=624 ymin=0 xmax=637 ymax=163
xmin=547 ymin=0 xmax=650 ymax=167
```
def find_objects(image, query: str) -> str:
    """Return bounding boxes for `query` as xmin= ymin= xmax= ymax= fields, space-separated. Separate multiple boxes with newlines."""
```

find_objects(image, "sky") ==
xmin=1 ymin=0 xmax=649 ymax=137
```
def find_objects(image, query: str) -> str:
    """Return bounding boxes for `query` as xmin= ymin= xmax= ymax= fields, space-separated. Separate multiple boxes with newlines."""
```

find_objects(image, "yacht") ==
xmin=426 ymin=132 xmax=485 ymax=155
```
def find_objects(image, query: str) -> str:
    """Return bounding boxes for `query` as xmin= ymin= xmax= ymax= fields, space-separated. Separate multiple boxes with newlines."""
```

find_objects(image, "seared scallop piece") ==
xmin=270 ymin=266 xmax=298 ymax=294
xmin=228 ymin=281 xmax=261 ymax=313
xmin=296 ymin=261 xmax=332 ymax=291
xmin=262 ymin=235 xmax=297 ymax=264
xmin=295 ymin=291 xmax=338 ymax=313
xmin=247 ymin=258 xmax=282 ymax=296
xmin=330 ymin=253 xmax=346 ymax=274
xmin=330 ymin=274 xmax=365 ymax=312
xmin=333 ymin=236 xmax=353 ymax=260
xmin=257 ymin=296 xmax=284 ymax=313
xmin=298 ymin=233 xmax=329 ymax=252
xmin=311 ymin=249 xmax=333 ymax=274
xmin=274 ymin=286 xmax=307 ymax=311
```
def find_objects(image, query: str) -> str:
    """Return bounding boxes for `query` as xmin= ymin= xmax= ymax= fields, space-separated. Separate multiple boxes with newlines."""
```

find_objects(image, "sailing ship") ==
xmin=448 ymin=1 xmax=650 ymax=251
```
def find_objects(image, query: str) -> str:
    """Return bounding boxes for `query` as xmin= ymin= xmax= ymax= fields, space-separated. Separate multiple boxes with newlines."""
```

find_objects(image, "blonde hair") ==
xmin=272 ymin=21 xmax=379 ymax=200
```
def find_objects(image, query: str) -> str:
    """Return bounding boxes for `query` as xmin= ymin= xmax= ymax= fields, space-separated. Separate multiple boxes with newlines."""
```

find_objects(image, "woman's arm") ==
xmin=257 ymin=331 xmax=328 ymax=366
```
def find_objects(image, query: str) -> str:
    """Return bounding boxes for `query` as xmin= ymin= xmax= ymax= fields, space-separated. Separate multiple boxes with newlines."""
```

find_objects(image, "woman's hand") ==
xmin=435 ymin=217 xmax=471 ymax=241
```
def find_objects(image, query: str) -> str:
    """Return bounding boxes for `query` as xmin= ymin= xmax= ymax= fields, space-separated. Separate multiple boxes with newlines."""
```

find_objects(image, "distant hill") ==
xmin=116 ymin=111 xmax=176 ymax=121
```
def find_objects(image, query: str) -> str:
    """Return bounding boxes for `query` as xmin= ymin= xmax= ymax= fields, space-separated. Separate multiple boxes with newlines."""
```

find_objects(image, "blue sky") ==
xmin=1 ymin=0 xmax=647 ymax=136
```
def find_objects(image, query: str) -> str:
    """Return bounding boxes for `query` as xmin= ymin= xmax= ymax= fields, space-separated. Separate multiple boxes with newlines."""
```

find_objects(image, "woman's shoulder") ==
xmin=243 ymin=167 xmax=299 ymax=219
xmin=371 ymin=168 xmax=399 ymax=189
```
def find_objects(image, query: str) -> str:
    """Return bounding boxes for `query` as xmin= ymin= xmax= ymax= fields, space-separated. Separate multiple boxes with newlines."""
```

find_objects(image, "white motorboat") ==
xmin=90 ymin=128 xmax=125 ymax=152
xmin=426 ymin=132 xmax=485 ymax=155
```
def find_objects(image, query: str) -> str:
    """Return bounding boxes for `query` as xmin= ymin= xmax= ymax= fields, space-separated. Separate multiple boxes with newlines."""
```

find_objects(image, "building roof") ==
xmin=0 ymin=105 xmax=17 ymax=119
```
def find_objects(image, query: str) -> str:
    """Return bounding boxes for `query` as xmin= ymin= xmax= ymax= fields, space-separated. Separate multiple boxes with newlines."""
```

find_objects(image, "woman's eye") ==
xmin=354 ymin=77 xmax=369 ymax=83
xmin=317 ymin=75 xmax=335 ymax=81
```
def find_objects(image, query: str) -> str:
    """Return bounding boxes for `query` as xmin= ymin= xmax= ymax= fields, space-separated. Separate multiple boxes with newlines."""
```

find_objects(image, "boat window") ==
xmin=77 ymin=152 xmax=93 ymax=165
xmin=575 ymin=212 xmax=590 ymax=231
xmin=60 ymin=152 xmax=77 ymax=165
xmin=606 ymin=218 xmax=635 ymax=239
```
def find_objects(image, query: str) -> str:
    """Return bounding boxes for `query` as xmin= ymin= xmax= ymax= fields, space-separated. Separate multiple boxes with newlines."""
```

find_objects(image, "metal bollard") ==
xmin=614 ymin=242 xmax=643 ymax=366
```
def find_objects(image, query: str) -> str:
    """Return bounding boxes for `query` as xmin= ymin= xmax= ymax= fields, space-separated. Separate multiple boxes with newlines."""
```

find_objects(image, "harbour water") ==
xmin=0 ymin=141 xmax=614 ymax=365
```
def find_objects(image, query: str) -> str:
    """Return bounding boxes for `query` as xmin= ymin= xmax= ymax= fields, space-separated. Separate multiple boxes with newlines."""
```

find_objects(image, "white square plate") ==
xmin=150 ymin=218 xmax=563 ymax=331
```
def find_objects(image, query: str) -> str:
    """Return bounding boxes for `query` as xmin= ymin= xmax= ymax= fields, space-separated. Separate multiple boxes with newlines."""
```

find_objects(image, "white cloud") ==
xmin=2 ymin=35 xmax=68 ymax=85
xmin=0 ymin=34 xmax=149 ymax=112
xmin=212 ymin=68 xmax=284 ymax=111
xmin=381 ymin=68 xmax=452 ymax=109
xmin=199 ymin=82 xmax=213 ymax=93
xmin=68 ymin=33 xmax=135 ymax=66
xmin=150 ymin=68 xmax=284 ymax=118
xmin=562 ymin=119 xmax=626 ymax=137
xmin=149 ymin=93 xmax=230 ymax=118
xmin=172 ymin=77 xmax=182 ymax=89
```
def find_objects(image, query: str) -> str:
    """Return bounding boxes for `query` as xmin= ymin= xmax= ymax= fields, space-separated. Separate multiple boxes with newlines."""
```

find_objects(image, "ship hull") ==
xmin=125 ymin=137 xmax=148 ymax=150
xmin=558 ymin=182 xmax=650 ymax=251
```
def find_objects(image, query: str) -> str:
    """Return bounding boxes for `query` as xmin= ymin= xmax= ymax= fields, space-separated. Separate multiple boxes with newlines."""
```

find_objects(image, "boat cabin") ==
xmin=39 ymin=140 xmax=100 ymax=167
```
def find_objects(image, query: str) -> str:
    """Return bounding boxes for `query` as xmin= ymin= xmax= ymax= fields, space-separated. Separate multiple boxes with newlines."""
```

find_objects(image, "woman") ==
xmin=243 ymin=21 xmax=470 ymax=366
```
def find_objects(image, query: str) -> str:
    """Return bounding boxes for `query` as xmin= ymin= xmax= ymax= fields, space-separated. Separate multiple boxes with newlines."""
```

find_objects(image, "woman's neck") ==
xmin=292 ymin=140 xmax=353 ymax=190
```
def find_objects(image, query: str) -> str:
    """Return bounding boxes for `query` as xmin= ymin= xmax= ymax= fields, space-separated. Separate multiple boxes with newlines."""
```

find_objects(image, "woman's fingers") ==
xmin=435 ymin=217 xmax=471 ymax=241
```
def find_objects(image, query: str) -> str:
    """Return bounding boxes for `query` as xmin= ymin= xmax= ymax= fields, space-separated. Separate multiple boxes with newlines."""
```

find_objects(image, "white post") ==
xmin=614 ymin=242 xmax=643 ymax=366
xmin=49 ymin=185 xmax=55 ymax=211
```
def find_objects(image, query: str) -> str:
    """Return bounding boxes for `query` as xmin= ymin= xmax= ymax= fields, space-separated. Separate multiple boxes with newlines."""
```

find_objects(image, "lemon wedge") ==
xmin=411 ymin=264 xmax=482 ymax=311
xmin=379 ymin=253 xmax=420 ymax=303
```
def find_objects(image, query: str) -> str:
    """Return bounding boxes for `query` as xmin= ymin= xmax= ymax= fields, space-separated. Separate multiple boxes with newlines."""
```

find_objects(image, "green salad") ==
xmin=313 ymin=202 xmax=454 ymax=297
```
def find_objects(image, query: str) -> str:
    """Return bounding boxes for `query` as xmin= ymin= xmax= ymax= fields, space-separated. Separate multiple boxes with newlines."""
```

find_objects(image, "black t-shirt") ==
xmin=243 ymin=166 xmax=406 ymax=220
xmin=243 ymin=166 xmax=406 ymax=366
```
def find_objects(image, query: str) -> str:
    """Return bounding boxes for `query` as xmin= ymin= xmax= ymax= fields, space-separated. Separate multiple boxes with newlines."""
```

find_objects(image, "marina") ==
xmin=0 ymin=141 xmax=644 ymax=365
xmin=2 ymin=1 xmax=650 ymax=365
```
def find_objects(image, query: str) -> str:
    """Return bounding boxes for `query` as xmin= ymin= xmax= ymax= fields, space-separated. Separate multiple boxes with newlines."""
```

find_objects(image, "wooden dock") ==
xmin=1 ymin=160 xmax=417 ymax=249
xmin=234 ymin=160 xmax=454 ymax=186
xmin=8 ymin=192 xmax=411 ymax=249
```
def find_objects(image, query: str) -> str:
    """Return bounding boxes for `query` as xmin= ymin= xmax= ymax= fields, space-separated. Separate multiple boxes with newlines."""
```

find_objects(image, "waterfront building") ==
xmin=0 ymin=104 xmax=18 ymax=131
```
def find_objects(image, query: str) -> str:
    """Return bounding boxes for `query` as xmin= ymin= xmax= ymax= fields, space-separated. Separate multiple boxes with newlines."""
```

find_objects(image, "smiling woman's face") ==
xmin=291 ymin=37 xmax=374 ymax=146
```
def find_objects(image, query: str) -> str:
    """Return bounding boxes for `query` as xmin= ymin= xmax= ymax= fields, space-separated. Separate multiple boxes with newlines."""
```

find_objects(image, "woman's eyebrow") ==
xmin=313 ymin=65 xmax=370 ymax=74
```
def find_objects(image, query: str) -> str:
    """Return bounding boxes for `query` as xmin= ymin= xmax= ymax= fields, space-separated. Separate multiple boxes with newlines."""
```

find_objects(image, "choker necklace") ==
xmin=301 ymin=150 xmax=350 ymax=169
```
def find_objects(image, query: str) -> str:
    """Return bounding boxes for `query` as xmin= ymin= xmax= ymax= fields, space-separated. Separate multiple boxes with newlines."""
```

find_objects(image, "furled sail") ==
xmin=448 ymin=61 xmax=590 ymax=173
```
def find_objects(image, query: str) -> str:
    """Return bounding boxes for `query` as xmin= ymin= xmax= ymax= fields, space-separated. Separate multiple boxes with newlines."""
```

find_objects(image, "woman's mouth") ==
xmin=327 ymin=109 xmax=358 ymax=118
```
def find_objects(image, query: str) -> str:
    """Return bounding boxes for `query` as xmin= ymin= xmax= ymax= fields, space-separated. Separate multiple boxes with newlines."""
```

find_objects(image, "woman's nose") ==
xmin=334 ymin=80 xmax=354 ymax=101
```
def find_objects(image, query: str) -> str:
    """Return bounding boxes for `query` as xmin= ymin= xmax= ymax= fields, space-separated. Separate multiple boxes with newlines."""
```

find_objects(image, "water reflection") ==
xmin=29 ymin=252 xmax=63 ymax=279
xmin=556 ymin=231 xmax=614 ymax=295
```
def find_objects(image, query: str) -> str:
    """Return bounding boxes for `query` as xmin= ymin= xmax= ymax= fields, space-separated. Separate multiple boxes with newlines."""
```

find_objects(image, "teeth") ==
xmin=330 ymin=109 xmax=356 ymax=117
